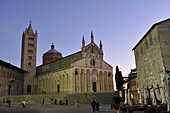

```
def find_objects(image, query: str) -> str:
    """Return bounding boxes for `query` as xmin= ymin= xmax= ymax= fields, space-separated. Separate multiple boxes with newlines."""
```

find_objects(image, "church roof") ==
xmin=45 ymin=49 xmax=60 ymax=53
xmin=36 ymin=51 xmax=82 ymax=74
xmin=44 ymin=43 xmax=61 ymax=54
xmin=27 ymin=24 xmax=34 ymax=34
xmin=0 ymin=59 xmax=28 ymax=73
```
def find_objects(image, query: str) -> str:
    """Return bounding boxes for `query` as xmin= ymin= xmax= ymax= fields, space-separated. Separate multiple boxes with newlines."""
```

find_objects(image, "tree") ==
xmin=115 ymin=66 xmax=124 ymax=91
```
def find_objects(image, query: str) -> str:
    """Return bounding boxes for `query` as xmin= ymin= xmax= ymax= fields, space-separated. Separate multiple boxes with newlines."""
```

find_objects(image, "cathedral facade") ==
xmin=21 ymin=23 xmax=114 ymax=94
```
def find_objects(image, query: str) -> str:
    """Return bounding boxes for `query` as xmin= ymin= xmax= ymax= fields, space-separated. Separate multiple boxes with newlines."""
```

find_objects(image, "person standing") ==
xmin=6 ymin=99 xmax=9 ymax=107
xmin=95 ymin=100 xmax=100 ymax=111
xmin=22 ymin=100 xmax=26 ymax=108
xmin=8 ymin=99 xmax=11 ymax=108
xmin=42 ymin=98 xmax=45 ymax=106
xmin=66 ymin=99 xmax=68 ymax=106
xmin=59 ymin=100 xmax=62 ymax=105
xmin=91 ymin=100 xmax=96 ymax=113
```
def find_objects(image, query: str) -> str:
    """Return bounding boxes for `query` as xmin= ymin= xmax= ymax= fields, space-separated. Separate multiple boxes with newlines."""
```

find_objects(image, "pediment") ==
xmin=84 ymin=43 xmax=103 ymax=55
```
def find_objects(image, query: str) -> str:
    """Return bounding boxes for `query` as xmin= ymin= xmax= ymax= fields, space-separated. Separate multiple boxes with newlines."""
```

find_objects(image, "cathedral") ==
xmin=21 ymin=23 xmax=114 ymax=94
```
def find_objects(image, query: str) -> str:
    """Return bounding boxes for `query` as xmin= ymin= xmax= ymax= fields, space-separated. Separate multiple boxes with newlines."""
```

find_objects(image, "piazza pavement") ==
xmin=0 ymin=104 xmax=115 ymax=113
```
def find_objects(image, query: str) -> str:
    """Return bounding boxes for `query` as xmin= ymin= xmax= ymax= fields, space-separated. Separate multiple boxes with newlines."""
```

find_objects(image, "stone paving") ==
xmin=0 ymin=104 xmax=115 ymax=113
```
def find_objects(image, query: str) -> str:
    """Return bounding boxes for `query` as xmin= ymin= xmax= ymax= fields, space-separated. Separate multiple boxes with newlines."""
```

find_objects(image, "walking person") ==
xmin=22 ymin=100 xmax=26 ymax=108
xmin=54 ymin=99 xmax=57 ymax=105
xmin=42 ymin=98 xmax=45 ymax=106
xmin=91 ymin=100 xmax=96 ymax=113
xmin=75 ymin=99 xmax=79 ymax=107
xmin=95 ymin=100 xmax=100 ymax=111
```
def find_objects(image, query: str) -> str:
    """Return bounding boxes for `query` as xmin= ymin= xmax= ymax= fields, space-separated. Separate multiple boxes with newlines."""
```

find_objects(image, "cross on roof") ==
xmin=30 ymin=20 xmax=32 ymax=24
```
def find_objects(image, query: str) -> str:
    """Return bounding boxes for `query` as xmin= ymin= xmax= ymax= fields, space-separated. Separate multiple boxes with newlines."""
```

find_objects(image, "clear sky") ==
xmin=0 ymin=0 xmax=170 ymax=77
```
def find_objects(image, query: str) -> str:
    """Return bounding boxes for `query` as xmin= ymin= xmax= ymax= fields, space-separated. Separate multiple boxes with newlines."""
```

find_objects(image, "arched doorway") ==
xmin=92 ymin=69 xmax=97 ymax=92
xmin=27 ymin=85 xmax=31 ymax=93
xmin=92 ymin=82 xmax=96 ymax=92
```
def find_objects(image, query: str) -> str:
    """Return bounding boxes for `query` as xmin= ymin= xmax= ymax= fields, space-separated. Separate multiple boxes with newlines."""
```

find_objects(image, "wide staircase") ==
xmin=0 ymin=93 xmax=114 ymax=105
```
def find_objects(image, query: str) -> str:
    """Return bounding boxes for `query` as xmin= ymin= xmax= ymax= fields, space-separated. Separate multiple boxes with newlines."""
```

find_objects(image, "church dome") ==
xmin=43 ymin=43 xmax=63 ymax=65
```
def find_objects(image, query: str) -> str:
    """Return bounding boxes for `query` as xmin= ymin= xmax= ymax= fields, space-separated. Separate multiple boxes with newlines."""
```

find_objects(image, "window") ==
xmin=28 ymin=43 xmax=34 ymax=47
xmin=28 ymin=50 xmax=33 ymax=53
xmin=28 ymin=62 xmax=32 ymax=66
xmin=28 ymin=37 xmax=34 ymax=41
xmin=75 ymin=70 xmax=78 ymax=75
xmin=3 ymin=70 xmax=5 ymax=77
xmin=28 ymin=56 xmax=32 ymax=60
xmin=90 ymin=59 xmax=95 ymax=66
xmin=140 ymin=46 xmax=143 ymax=54
xmin=108 ymin=72 xmax=112 ymax=76
xmin=136 ymin=50 xmax=139 ymax=58
xmin=149 ymin=34 xmax=153 ymax=45
xmin=145 ymin=40 xmax=148 ymax=49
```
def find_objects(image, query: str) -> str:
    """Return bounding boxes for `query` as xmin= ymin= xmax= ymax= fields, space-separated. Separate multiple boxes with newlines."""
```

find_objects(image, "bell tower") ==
xmin=21 ymin=21 xmax=37 ymax=94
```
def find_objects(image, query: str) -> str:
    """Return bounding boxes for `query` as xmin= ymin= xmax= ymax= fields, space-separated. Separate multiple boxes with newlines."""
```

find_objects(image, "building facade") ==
xmin=133 ymin=18 xmax=170 ymax=103
xmin=0 ymin=60 xmax=27 ymax=96
xmin=21 ymin=24 xmax=114 ymax=94
xmin=35 ymin=32 xmax=113 ymax=94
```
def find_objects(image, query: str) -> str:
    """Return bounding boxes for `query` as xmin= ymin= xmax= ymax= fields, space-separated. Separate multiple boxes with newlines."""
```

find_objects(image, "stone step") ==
xmin=0 ymin=93 xmax=115 ymax=105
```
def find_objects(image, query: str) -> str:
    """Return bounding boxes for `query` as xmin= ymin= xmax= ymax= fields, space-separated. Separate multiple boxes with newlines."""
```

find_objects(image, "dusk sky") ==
xmin=0 ymin=0 xmax=170 ymax=77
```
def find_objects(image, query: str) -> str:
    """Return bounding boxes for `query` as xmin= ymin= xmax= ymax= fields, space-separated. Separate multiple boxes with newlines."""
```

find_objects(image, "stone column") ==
xmin=90 ymin=70 xmax=93 ymax=92
xmin=63 ymin=75 xmax=65 ymax=92
xmin=66 ymin=75 xmax=68 ymax=92
xmin=79 ymin=70 xmax=81 ymax=92
xmin=102 ymin=74 xmax=105 ymax=92
xmin=106 ymin=74 xmax=109 ymax=92
xmin=97 ymin=73 xmax=100 ymax=92
xmin=84 ymin=72 xmax=87 ymax=92
xmin=60 ymin=75 xmax=62 ymax=92
xmin=45 ymin=79 xmax=47 ymax=93
xmin=72 ymin=70 xmax=75 ymax=93
xmin=47 ymin=78 xmax=49 ymax=93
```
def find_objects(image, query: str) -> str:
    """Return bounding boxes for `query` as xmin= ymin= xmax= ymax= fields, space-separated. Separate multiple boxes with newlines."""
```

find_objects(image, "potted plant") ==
xmin=112 ymin=95 xmax=123 ymax=112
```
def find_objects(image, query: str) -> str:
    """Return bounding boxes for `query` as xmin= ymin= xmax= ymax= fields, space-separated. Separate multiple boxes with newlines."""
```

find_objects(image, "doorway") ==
xmin=27 ymin=85 xmax=31 ymax=93
xmin=8 ymin=85 xmax=11 ymax=95
xmin=57 ymin=84 xmax=60 ymax=94
xmin=92 ymin=82 xmax=96 ymax=92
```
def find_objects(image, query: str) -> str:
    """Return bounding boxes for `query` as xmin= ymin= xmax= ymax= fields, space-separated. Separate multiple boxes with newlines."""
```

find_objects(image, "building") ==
xmin=21 ymin=23 xmax=37 ymax=94
xmin=0 ymin=60 xmax=27 ymax=96
xmin=21 ymin=24 xmax=114 ymax=94
xmin=132 ymin=18 xmax=170 ymax=103
xmin=127 ymin=69 xmax=138 ymax=104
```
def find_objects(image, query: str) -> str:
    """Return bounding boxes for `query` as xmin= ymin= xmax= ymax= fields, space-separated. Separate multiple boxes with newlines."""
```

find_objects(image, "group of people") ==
xmin=1 ymin=99 xmax=25 ymax=108
xmin=1 ymin=99 xmax=11 ymax=108
xmin=42 ymin=98 xmax=69 ymax=106
xmin=91 ymin=100 xmax=100 ymax=113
